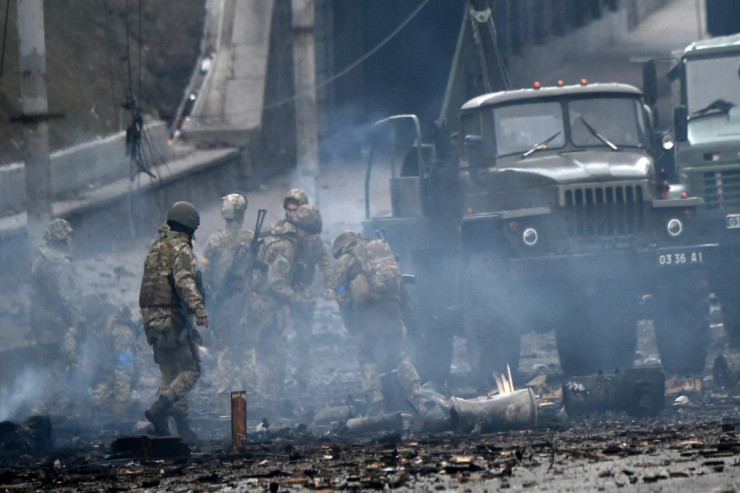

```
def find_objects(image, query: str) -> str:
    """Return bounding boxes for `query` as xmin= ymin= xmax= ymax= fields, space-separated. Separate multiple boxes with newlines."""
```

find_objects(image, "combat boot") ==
xmin=145 ymin=395 xmax=172 ymax=436
xmin=173 ymin=414 xmax=198 ymax=443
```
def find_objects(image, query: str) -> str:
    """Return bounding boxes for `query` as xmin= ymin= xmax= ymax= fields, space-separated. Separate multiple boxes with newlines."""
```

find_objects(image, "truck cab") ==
xmin=645 ymin=33 xmax=740 ymax=345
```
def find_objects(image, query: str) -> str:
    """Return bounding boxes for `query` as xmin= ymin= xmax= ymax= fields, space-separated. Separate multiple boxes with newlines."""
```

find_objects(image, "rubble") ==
xmin=449 ymin=388 xmax=538 ymax=433
xmin=110 ymin=435 xmax=190 ymax=459
xmin=562 ymin=367 xmax=665 ymax=417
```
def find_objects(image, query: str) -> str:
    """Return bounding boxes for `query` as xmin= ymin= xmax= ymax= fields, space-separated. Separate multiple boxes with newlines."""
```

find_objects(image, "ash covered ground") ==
xmin=1 ymin=159 xmax=740 ymax=492
xmin=3 ymin=1 xmax=740 ymax=490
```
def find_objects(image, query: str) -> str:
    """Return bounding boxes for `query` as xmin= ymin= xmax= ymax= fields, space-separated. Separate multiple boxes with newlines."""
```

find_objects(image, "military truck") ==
xmin=362 ymin=1 xmax=717 ymax=381
xmin=644 ymin=33 xmax=740 ymax=346
xmin=366 ymin=79 xmax=715 ymax=379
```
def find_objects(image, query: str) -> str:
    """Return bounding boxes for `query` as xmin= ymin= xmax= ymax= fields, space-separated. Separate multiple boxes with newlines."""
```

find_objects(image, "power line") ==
xmin=187 ymin=0 xmax=432 ymax=121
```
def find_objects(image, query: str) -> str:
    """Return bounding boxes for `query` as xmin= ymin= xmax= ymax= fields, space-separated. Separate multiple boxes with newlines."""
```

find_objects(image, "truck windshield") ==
xmin=569 ymin=97 xmax=644 ymax=148
xmin=685 ymin=54 xmax=740 ymax=114
xmin=491 ymin=101 xmax=565 ymax=157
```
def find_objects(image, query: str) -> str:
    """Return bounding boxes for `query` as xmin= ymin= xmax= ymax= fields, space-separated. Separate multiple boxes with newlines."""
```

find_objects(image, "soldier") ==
xmin=139 ymin=201 xmax=208 ymax=440
xmin=244 ymin=204 xmax=318 ymax=415
xmin=201 ymin=193 xmax=253 ymax=402
xmin=332 ymin=231 xmax=421 ymax=415
xmin=80 ymin=295 xmax=138 ymax=418
xmin=281 ymin=189 xmax=333 ymax=389
xmin=30 ymin=218 xmax=83 ymax=372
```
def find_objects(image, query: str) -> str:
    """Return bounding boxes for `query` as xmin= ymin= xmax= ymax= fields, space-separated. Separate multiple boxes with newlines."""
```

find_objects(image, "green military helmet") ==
xmin=332 ymin=230 xmax=361 ymax=259
xmin=221 ymin=193 xmax=248 ymax=220
xmin=166 ymin=201 xmax=200 ymax=230
xmin=292 ymin=204 xmax=322 ymax=235
xmin=44 ymin=218 xmax=73 ymax=242
xmin=283 ymin=188 xmax=309 ymax=210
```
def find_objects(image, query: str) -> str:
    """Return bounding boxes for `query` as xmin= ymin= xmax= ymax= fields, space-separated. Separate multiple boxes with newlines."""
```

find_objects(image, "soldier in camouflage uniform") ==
xmin=243 ymin=204 xmax=318 ymax=414
xmin=30 ymin=218 xmax=83 ymax=372
xmin=201 ymin=193 xmax=254 ymax=402
xmin=80 ymin=295 xmax=138 ymax=418
xmin=332 ymin=231 xmax=421 ymax=415
xmin=281 ymin=189 xmax=333 ymax=389
xmin=139 ymin=202 xmax=208 ymax=440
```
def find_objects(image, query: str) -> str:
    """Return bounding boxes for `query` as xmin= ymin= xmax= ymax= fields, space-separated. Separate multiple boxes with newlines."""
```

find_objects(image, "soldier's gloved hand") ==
xmin=196 ymin=315 xmax=209 ymax=328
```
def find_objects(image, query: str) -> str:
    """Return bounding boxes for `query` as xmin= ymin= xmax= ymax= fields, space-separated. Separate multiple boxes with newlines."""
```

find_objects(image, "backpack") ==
xmin=352 ymin=239 xmax=402 ymax=301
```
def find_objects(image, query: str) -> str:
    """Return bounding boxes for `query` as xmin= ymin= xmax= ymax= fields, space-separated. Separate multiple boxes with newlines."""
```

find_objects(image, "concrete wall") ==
xmin=0 ymin=121 xmax=171 ymax=216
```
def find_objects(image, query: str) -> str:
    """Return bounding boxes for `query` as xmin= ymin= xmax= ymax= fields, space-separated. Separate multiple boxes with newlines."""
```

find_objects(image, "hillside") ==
xmin=0 ymin=0 xmax=204 ymax=165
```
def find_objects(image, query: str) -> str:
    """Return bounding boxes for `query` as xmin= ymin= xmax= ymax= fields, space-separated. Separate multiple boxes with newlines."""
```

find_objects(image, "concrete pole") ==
xmin=17 ymin=0 xmax=51 ymax=248
xmin=291 ymin=0 xmax=319 ymax=206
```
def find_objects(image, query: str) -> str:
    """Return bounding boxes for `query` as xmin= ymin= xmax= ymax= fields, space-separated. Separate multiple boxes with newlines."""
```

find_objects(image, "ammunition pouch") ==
xmin=144 ymin=312 xmax=184 ymax=348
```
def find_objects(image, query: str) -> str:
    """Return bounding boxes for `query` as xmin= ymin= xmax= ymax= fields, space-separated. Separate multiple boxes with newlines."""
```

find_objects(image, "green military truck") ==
xmin=365 ymin=80 xmax=716 ymax=380
xmin=363 ymin=0 xmax=715 ymax=382
xmin=644 ymin=33 xmax=740 ymax=346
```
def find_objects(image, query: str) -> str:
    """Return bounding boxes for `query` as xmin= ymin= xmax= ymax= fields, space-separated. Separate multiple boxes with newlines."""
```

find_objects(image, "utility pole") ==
xmin=291 ymin=0 xmax=319 ymax=205
xmin=16 ymin=0 xmax=52 ymax=248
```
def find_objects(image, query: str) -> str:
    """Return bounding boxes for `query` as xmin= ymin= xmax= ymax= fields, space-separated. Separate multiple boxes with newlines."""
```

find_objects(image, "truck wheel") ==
xmin=653 ymin=270 xmax=710 ymax=375
xmin=462 ymin=254 xmax=521 ymax=384
xmin=555 ymin=282 xmax=638 ymax=376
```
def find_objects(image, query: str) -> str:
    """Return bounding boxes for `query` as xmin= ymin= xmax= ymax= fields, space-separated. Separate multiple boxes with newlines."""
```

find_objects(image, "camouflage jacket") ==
xmin=139 ymin=228 xmax=206 ymax=319
xmin=297 ymin=232 xmax=333 ymax=290
xmin=273 ymin=219 xmax=332 ymax=289
xmin=30 ymin=243 xmax=83 ymax=344
xmin=333 ymin=249 xmax=363 ymax=311
xmin=202 ymin=226 xmax=254 ymax=303
xmin=251 ymin=221 xmax=310 ymax=306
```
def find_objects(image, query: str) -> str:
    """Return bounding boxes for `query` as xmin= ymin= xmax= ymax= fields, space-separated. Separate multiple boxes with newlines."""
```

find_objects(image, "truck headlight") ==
xmin=666 ymin=218 xmax=683 ymax=238
xmin=522 ymin=227 xmax=539 ymax=246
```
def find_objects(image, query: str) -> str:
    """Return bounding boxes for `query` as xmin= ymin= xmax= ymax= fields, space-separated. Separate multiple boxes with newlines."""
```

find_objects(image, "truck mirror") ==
xmin=643 ymin=60 xmax=658 ymax=106
xmin=674 ymin=106 xmax=688 ymax=142
xmin=464 ymin=134 xmax=486 ymax=171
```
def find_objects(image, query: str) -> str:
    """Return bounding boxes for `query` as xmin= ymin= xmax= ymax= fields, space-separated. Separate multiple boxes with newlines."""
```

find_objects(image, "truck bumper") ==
xmin=509 ymin=243 xmax=719 ymax=281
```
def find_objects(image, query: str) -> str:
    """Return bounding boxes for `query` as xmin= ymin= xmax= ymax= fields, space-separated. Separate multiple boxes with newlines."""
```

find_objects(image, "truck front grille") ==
xmin=560 ymin=182 xmax=646 ymax=238
xmin=701 ymin=169 xmax=740 ymax=210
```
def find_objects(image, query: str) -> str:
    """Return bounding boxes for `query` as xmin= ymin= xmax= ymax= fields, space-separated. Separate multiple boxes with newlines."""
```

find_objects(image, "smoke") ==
xmin=0 ymin=367 xmax=54 ymax=422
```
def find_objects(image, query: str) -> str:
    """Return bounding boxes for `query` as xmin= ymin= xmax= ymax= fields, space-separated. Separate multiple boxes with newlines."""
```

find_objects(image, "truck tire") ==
xmin=462 ymin=253 xmax=521 ymax=384
xmin=555 ymin=282 xmax=638 ymax=376
xmin=653 ymin=270 xmax=710 ymax=375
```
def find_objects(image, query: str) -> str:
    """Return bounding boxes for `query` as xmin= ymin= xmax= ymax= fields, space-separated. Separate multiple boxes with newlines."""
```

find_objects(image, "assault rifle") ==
xmin=178 ymin=269 xmax=207 ymax=371
xmin=245 ymin=209 xmax=267 ymax=290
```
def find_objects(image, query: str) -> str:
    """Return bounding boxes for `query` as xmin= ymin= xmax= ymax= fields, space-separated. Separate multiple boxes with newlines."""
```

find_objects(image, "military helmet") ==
xmin=332 ymin=230 xmax=361 ymax=259
xmin=44 ymin=218 xmax=73 ymax=242
xmin=166 ymin=201 xmax=200 ymax=230
xmin=283 ymin=188 xmax=309 ymax=209
xmin=221 ymin=193 xmax=248 ymax=220
xmin=291 ymin=204 xmax=322 ymax=234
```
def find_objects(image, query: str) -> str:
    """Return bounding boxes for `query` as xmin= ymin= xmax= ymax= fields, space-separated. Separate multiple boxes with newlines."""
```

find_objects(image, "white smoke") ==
xmin=0 ymin=367 xmax=54 ymax=422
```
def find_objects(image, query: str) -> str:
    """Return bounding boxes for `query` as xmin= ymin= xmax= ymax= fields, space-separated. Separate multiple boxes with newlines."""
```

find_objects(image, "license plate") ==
xmin=727 ymin=214 xmax=740 ymax=229
xmin=658 ymin=251 xmax=705 ymax=266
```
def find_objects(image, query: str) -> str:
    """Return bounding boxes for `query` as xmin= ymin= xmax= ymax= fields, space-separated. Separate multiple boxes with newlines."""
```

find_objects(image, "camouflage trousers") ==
xmin=209 ymin=292 xmax=260 ymax=409
xmin=289 ymin=302 xmax=314 ymax=388
xmin=89 ymin=367 xmax=134 ymax=418
xmin=355 ymin=299 xmax=421 ymax=412
xmin=152 ymin=343 xmax=200 ymax=419
xmin=243 ymin=293 xmax=288 ymax=410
